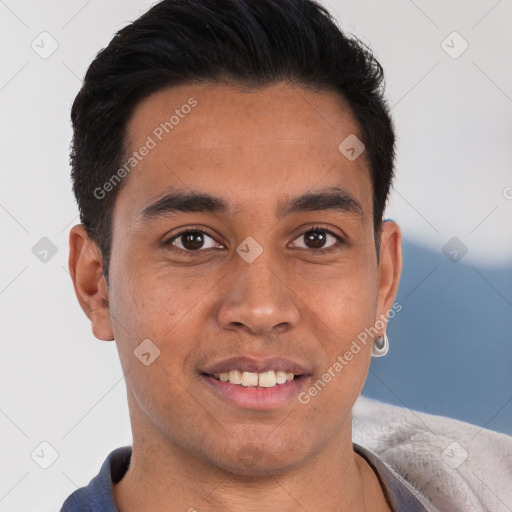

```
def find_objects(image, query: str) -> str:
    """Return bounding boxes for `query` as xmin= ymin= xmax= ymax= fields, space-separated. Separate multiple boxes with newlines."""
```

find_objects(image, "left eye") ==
xmin=290 ymin=228 xmax=342 ymax=250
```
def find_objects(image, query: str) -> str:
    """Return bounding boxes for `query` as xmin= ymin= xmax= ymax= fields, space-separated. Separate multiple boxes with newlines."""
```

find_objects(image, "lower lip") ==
xmin=201 ymin=374 xmax=310 ymax=410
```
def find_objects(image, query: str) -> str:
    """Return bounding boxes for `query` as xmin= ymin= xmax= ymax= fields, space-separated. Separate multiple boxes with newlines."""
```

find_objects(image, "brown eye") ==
xmin=304 ymin=230 xmax=327 ymax=249
xmin=166 ymin=230 xmax=221 ymax=252
xmin=291 ymin=227 xmax=342 ymax=250
xmin=179 ymin=231 xmax=205 ymax=250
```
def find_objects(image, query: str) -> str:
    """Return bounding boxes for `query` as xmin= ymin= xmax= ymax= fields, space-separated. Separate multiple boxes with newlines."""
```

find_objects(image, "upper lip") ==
xmin=200 ymin=356 xmax=312 ymax=376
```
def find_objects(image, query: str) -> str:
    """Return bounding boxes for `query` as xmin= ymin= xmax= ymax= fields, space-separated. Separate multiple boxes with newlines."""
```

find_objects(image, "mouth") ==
xmin=208 ymin=369 xmax=301 ymax=388
xmin=199 ymin=356 xmax=312 ymax=410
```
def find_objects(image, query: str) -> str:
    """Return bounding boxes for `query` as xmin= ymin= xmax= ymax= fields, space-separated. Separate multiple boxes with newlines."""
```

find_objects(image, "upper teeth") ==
xmin=213 ymin=370 xmax=295 ymax=387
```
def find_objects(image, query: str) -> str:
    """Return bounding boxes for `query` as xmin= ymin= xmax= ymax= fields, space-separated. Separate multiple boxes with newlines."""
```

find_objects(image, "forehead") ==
xmin=127 ymin=82 xmax=364 ymax=149
xmin=117 ymin=82 xmax=372 ymax=221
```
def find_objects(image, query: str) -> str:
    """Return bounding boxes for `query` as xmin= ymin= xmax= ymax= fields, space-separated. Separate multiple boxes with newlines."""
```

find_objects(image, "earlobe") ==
xmin=376 ymin=220 xmax=402 ymax=325
xmin=68 ymin=224 xmax=114 ymax=341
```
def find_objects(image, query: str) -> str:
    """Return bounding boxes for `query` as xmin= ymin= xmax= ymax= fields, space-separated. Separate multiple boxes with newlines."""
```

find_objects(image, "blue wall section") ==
xmin=362 ymin=238 xmax=512 ymax=435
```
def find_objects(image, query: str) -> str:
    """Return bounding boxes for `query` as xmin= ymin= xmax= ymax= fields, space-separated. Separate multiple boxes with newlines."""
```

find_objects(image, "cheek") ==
xmin=112 ymin=253 xmax=205 ymax=321
xmin=109 ymin=270 xmax=207 ymax=418
xmin=108 ymin=262 xmax=205 ymax=364
xmin=296 ymin=278 xmax=375 ymax=421
xmin=293 ymin=262 xmax=378 ymax=341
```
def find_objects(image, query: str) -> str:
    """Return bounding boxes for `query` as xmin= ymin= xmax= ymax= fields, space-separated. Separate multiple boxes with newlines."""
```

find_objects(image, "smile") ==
xmin=212 ymin=369 xmax=296 ymax=388
xmin=201 ymin=373 xmax=310 ymax=410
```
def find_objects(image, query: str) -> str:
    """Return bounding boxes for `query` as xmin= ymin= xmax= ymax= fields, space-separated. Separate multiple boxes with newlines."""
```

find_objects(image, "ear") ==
xmin=375 ymin=220 xmax=402 ymax=328
xmin=68 ymin=224 xmax=114 ymax=341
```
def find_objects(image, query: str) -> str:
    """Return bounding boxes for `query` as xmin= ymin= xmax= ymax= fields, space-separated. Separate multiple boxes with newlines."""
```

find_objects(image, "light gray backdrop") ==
xmin=1 ymin=0 xmax=511 ymax=510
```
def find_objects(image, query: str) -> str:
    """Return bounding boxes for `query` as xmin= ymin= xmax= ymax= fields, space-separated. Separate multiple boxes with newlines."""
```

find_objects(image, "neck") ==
xmin=112 ymin=414 xmax=390 ymax=512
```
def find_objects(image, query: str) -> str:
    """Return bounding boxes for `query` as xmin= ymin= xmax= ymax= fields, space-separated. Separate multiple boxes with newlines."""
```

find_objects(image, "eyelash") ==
xmin=163 ymin=225 xmax=345 ymax=257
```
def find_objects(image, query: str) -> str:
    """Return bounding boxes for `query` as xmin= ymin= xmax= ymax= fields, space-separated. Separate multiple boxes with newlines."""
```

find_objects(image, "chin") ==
xmin=209 ymin=439 xmax=307 ymax=478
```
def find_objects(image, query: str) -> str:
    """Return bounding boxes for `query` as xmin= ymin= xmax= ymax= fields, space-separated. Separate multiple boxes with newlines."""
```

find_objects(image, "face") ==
xmin=70 ymin=82 xmax=401 ymax=475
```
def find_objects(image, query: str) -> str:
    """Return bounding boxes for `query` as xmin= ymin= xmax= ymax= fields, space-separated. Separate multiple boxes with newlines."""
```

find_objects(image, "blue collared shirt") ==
xmin=60 ymin=444 xmax=430 ymax=511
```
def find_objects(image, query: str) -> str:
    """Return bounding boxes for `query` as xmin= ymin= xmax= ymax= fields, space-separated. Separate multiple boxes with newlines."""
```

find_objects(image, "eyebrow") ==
xmin=137 ymin=185 xmax=364 ymax=224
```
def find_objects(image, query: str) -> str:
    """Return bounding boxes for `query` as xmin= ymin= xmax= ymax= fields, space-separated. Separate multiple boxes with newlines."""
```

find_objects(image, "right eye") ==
xmin=163 ymin=229 xmax=224 ymax=255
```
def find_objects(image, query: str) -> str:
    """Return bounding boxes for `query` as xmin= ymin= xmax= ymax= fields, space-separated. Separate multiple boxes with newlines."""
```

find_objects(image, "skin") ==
xmin=69 ymin=82 xmax=402 ymax=512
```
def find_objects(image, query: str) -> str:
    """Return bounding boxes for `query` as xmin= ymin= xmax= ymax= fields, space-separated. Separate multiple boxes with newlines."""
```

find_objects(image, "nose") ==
xmin=216 ymin=250 xmax=301 ymax=337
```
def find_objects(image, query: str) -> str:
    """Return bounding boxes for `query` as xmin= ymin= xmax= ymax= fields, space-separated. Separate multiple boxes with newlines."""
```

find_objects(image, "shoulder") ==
xmin=60 ymin=446 xmax=132 ymax=512
xmin=352 ymin=395 xmax=512 ymax=512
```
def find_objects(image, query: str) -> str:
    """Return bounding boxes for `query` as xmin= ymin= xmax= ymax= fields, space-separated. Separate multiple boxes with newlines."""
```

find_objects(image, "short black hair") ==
xmin=70 ymin=0 xmax=395 ymax=284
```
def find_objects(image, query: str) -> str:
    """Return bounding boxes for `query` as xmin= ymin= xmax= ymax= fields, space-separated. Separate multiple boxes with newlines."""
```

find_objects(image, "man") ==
xmin=62 ymin=1 xmax=512 ymax=511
